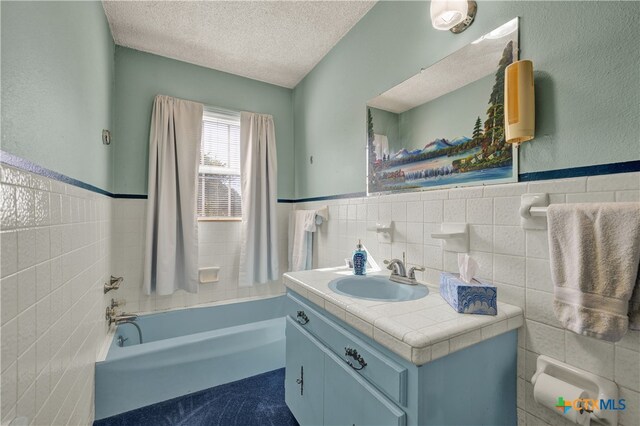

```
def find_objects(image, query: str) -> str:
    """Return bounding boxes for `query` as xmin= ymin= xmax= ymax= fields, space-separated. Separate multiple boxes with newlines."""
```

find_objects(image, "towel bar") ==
xmin=529 ymin=206 xmax=548 ymax=216
xmin=315 ymin=205 xmax=329 ymax=225
xmin=520 ymin=193 xmax=550 ymax=230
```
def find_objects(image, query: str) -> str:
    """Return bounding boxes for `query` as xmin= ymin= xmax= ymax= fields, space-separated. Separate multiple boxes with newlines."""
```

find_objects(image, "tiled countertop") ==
xmin=283 ymin=267 xmax=524 ymax=366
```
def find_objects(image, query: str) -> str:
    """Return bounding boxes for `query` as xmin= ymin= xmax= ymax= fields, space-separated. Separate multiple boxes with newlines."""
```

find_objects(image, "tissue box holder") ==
xmin=439 ymin=272 xmax=497 ymax=315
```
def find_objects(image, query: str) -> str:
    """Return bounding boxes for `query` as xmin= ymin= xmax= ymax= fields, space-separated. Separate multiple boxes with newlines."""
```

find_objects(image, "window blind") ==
xmin=197 ymin=110 xmax=242 ymax=218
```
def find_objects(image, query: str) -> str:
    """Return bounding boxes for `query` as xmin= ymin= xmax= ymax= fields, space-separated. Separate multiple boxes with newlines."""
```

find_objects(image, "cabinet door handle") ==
xmin=296 ymin=310 xmax=309 ymax=325
xmin=296 ymin=366 xmax=304 ymax=395
xmin=344 ymin=347 xmax=367 ymax=371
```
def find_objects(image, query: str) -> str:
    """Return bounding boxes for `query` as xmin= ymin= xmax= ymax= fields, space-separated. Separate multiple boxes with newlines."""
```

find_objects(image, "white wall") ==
xmin=110 ymin=199 xmax=290 ymax=313
xmin=0 ymin=163 xmax=291 ymax=425
xmin=0 ymin=165 xmax=112 ymax=425
xmin=297 ymin=172 xmax=640 ymax=426
xmin=3 ymin=158 xmax=636 ymax=426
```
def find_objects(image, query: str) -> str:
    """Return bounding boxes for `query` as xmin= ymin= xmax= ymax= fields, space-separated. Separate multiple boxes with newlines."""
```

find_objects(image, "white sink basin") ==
xmin=328 ymin=275 xmax=429 ymax=302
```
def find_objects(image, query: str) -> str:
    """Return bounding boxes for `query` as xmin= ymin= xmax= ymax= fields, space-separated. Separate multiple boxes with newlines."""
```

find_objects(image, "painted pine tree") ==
xmin=472 ymin=116 xmax=483 ymax=140
xmin=367 ymin=108 xmax=379 ymax=191
xmin=485 ymin=40 xmax=514 ymax=147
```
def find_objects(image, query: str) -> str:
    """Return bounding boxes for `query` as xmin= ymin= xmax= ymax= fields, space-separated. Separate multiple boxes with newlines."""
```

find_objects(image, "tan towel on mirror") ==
xmin=547 ymin=202 xmax=640 ymax=342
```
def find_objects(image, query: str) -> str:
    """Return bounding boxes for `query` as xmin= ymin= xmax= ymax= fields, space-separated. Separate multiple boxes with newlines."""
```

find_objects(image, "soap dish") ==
xmin=199 ymin=267 xmax=220 ymax=284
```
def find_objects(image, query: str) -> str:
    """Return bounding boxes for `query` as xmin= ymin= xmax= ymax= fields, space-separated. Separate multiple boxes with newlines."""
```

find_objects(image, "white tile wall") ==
xmin=2 ymin=164 xmax=638 ymax=426
xmin=298 ymin=171 xmax=640 ymax=426
xmin=1 ymin=165 xmax=111 ymax=425
xmin=110 ymin=199 xmax=291 ymax=313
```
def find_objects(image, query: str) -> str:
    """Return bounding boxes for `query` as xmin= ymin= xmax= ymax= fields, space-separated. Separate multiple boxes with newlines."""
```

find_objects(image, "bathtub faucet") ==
xmin=105 ymin=306 xmax=138 ymax=326
xmin=104 ymin=276 xmax=124 ymax=294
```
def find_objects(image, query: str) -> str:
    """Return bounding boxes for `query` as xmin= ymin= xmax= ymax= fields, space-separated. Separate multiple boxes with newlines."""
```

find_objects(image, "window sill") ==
xmin=198 ymin=217 xmax=242 ymax=222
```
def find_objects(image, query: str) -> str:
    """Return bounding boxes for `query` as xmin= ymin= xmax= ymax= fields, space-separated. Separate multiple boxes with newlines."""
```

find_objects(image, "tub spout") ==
xmin=106 ymin=307 xmax=138 ymax=326
xmin=115 ymin=314 xmax=138 ymax=323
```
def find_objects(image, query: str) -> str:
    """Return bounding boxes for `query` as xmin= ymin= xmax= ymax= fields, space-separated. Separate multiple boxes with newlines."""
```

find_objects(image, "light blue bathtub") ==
xmin=95 ymin=296 xmax=286 ymax=420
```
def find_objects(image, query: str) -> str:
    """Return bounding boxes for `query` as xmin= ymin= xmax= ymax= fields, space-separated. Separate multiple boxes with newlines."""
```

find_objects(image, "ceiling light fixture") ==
xmin=430 ymin=0 xmax=477 ymax=34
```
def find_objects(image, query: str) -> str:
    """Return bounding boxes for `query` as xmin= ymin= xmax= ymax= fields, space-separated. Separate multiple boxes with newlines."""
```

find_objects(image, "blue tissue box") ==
xmin=439 ymin=272 xmax=497 ymax=315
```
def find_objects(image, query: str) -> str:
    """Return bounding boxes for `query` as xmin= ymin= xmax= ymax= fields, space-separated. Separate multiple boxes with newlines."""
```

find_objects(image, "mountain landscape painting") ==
xmin=367 ymin=40 xmax=518 ymax=194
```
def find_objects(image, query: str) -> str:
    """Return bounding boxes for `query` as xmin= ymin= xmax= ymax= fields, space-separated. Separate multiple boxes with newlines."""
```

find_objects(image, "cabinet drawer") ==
xmin=287 ymin=292 xmax=408 ymax=406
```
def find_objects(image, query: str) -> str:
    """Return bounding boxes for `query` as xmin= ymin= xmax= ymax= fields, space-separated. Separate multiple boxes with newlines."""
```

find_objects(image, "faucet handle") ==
xmin=383 ymin=259 xmax=396 ymax=272
xmin=104 ymin=276 xmax=124 ymax=294
xmin=408 ymin=266 xmax=425 ymax=279
xmin=105 ymin=306 xmax=118 ymax=325
xmin=110 ymin=298 xmax=125 ymax=309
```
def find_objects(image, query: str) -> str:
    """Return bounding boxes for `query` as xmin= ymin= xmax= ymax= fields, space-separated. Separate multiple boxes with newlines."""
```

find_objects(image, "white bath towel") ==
xmin=288 ymin=210 xmax=316 ymax=272
xmin=548 ymin=202 xmax=640 ymax=342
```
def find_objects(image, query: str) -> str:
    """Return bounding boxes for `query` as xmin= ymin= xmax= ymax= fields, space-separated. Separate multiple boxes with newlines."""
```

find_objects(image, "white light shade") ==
xmin=430 ymin=0 xmax=468 ymax=30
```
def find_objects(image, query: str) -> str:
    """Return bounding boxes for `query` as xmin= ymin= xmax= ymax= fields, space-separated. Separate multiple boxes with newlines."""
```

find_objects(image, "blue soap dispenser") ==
xmin=352 ymin=240 xmax=367 ymax=276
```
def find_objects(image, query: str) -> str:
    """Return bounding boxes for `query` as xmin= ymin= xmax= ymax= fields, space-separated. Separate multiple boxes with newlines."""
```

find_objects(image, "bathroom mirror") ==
xmin=367 ymin=18 xmax=519 ymax=194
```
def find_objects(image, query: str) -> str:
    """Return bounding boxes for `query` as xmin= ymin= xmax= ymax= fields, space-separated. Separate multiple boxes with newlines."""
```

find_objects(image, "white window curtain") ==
xmin=143 ymin=95 xmax=204 ymax=295
xmin=239 ymin=112 xmax=279 ymax=286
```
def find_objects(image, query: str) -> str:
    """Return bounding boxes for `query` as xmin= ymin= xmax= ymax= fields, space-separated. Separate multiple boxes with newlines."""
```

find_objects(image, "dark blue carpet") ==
xmin=94 ymin=368 xmax=298 ymax=426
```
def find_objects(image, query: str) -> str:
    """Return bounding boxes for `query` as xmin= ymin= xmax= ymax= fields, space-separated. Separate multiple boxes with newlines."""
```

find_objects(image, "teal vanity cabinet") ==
xmin=285 ymin=316 xmax=325 ymax=425
xmin=284 ymin=291 xmax=517 ymax=426
xmin=286 ymin=318 xmax=406 ymax=426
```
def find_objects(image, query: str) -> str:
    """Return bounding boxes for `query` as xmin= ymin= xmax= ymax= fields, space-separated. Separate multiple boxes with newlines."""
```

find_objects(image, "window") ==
xmin=197 ymin=109 xmax=242 ymax=219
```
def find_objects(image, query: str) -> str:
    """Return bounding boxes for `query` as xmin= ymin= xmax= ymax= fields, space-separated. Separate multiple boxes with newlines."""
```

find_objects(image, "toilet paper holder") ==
xmin=531 ymin=355 xmax=619 ymax=426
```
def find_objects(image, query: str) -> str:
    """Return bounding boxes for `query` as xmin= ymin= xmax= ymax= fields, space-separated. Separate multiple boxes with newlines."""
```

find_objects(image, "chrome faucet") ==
xmin=110 ymin=298 xmax=125 ymax=309
xmin=105 ymin=306 xmax=138 ymax=326
xmin=104 ymin=276 xmax=124 ymax=294
xmin=384 ymin=253 xmax=425 ymax=285
xmin=385 ymin=258 xmax=407 ymax=277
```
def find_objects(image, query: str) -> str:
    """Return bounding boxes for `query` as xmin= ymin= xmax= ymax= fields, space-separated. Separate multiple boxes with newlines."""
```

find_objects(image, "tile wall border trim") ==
xmin=278 ymin=192 xmax=368 ymax=204
xmin=518 ymin=160 xmax=640 ymax=182
xmin=111 ymin=194 xmax=148 ymax=199
xmin=0 ymin=149 xmax=113 ymax=197
xmin=2 ymin=150 xmax=638 ymax=202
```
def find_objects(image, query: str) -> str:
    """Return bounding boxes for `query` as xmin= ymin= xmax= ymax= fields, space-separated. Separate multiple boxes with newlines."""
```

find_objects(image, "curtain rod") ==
xmin=155 ymin=94 xmax=240 ymax=116
xmin=155 ymin=94 xmax=268 ymax=118
xmin=203 ymin=105 xmax=241 ymax=117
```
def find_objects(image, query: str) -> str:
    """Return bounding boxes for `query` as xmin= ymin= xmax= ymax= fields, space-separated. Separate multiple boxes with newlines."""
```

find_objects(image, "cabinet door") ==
xmin=285 ymin=318 xmax=325 ymax=426
xmin=323 ymin=349 xmax=406 ymax=426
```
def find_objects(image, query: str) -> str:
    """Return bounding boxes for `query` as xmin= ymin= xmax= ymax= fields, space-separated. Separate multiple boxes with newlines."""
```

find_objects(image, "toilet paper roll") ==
xmin=533 ymin=373 xmax=590 ymax=425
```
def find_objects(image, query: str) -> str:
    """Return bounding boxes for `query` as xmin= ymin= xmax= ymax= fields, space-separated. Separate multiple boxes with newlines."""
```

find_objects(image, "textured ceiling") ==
xmin=102 ymin=0 xmax=376 ymax=88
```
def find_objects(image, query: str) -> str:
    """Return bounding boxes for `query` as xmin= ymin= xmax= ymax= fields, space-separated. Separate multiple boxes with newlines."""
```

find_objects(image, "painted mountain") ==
xmin=392 ymin=148 xmax=423 ymax=159
xmin=422 ymin=138 xmax=452 ymax=153
xmin=422 ymin=137 xmax=470 ymax=153
xmin=450 ymin=136 xmax=472 ymax=146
